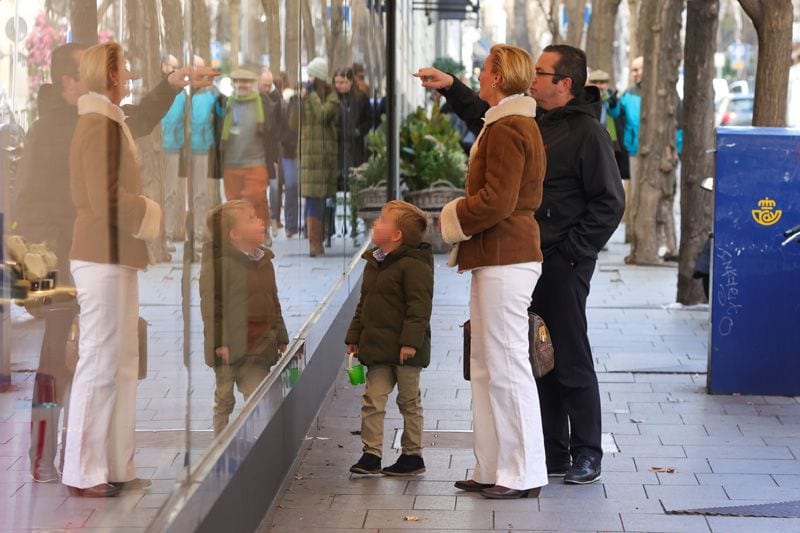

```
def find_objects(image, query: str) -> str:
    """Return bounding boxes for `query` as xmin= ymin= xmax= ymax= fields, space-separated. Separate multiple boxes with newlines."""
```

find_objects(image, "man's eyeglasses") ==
xmin=535 ymin=70 xmax=569 ymax=82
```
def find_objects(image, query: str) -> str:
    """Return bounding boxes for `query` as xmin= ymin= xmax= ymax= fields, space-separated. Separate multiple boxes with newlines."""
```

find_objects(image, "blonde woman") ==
xmin=439 ymin=44 xmax=548 ymax=499
xmin=63 ymin=42 xmax=162 ymax=497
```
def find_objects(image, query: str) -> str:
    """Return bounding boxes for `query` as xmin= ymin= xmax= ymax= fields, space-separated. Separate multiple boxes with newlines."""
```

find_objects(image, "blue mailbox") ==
xmin=708 ymin=128 xmax=800 ymax=395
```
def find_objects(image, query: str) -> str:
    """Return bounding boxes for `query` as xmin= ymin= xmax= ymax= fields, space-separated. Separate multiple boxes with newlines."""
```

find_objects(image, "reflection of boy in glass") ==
xmin=346 ymin=201 xmax=433 ymax=476
xmin=219 ymin=70 xmax=271 ymax=245
xmin=200 ymin=201 xmax=289 ymax=435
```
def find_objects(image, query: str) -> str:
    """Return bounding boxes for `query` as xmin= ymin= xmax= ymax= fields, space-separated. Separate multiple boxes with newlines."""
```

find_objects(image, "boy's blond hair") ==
xmin=383 ymin=200 xmax=429 ymax=248
xmin=207 ymin=200 xmax=250 ymax=244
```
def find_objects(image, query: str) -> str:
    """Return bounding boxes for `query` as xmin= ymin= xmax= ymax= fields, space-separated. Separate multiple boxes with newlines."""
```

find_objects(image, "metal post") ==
xmin=1 ymin=1 xmax=21 ymax=392
xmin=385 ymin=0 xmax=400 ymax=201
xmin=117 ymin=0 xmax=125 ymax=42
xmin=181 ymin=0 xmax=194 ymax=472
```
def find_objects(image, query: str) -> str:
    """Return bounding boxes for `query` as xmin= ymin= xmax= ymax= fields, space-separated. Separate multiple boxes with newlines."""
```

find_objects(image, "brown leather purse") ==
xmin=462 ymin=312 xmax=554 ymax=380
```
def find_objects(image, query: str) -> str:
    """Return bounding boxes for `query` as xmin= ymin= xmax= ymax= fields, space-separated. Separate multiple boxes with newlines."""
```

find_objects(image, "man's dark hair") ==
xmin=51 ymin=43 xmax=85 ymax=89
xmin=543 ymin=44 xmax=587 ymax=98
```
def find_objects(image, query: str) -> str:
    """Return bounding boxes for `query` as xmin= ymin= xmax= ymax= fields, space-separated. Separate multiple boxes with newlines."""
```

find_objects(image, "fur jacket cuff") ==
xmin=440 ymin=198 xmax=470 ymax=245
xmin=133 ymin=196 xmax=163 ymax=242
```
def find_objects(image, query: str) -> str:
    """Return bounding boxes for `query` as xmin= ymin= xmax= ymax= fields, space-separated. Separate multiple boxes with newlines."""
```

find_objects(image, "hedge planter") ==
xmin=404 ymin=180 xmax=464 ymax=254
xmin=356 ymin=181 xmax=387 ymax=233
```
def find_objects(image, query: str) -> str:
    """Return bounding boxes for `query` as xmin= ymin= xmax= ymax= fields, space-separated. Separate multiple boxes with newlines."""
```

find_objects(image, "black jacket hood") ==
xmin=36 ymin=84 xmax=76 ymax=118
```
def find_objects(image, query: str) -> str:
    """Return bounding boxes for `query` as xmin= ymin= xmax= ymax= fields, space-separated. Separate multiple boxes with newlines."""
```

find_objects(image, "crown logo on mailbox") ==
xmin=752 ymin=197 xmax=782 ymax=226
xmin=758 ymin=198 xmax=777 ymax=209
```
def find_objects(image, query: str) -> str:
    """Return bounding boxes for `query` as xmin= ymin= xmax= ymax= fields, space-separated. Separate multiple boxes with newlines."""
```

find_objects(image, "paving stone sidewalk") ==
xmin=264 ymin=230 xmax=800 ymax=533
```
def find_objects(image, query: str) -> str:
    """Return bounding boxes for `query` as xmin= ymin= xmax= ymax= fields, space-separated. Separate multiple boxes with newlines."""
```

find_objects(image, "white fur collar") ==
xmin=483 ymin=95 xmax=537 ymax=125
xmin=77 ymin=92 xmax=138 ymax=158
xmin=78 ymin=92 xmax=126 ymax=125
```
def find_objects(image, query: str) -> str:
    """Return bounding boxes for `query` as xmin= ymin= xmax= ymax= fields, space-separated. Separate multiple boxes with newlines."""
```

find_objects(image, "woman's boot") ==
xmin=307 ymin=217 xmax=324 ymax=257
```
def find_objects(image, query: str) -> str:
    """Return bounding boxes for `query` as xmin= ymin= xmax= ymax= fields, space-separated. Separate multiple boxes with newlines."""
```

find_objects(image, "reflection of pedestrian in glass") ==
xmin=259 ymin=69 xmax=285 ymax=238
xmin=346 ymin=201 xmax=433 ymax=476
xmin=334 ymin=67 xmax=373 ymax=240
xmin=298 ymin=57 xmax=338 ymax=256
xmin=280 ymin=81 xmax=301 ymax=238
xmin=63 ymin=42 xmax=164 ymax=498
xmin=13 ymin=42 xmax=211 ymax=484
xmin=219 ymin=69 xmax=272 ymax=245
xmin=200 ymin=201 xmax=289 ymax=435
xmin=161 ymin=56 xmax=219 ymax=252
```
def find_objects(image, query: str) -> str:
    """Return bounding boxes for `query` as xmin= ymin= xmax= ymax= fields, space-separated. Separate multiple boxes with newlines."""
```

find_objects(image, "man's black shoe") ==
xmin=564 ymin=456 xmax=601 ymax=484
xmin=381 ymin=454 xmax=426 ymax=476
xmin=547 ymin=462 xmax=571 ymax=477
xmin=349 ymin=453 xmax=382 ymax=475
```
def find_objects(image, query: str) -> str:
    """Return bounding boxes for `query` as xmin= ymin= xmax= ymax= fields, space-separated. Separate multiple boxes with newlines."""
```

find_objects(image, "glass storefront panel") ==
xmin=0 ymin=0 xmax=385 ymax=528
xmin=0 ymin=0 xmax=387 ymax=528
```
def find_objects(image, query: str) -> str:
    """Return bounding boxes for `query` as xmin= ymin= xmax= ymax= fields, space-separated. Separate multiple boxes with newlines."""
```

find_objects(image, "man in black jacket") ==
xmin=13 ymin=42 xmax=217 ymax=483
xmin=416 ymin=44 xmax=624 ymax=485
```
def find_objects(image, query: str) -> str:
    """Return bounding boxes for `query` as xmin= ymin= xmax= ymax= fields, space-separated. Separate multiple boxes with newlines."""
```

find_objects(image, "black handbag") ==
xmin=462 ymin=312 xmax=554 ymax=380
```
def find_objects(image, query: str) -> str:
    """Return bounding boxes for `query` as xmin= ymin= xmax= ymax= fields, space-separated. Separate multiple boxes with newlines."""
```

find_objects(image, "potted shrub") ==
xmin=399 ymin=106 xmax=467 ymax=252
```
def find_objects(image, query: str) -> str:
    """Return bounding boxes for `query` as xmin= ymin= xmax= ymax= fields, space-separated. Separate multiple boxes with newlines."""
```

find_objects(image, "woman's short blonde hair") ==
xmin=489 ymin=44 xmax=534 ymax=95
xmin=80 ymin=42 xmax=123 ymax=93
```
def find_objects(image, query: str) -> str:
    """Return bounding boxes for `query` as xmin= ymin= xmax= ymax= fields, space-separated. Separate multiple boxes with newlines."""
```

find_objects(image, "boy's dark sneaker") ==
xmin=349 ymin=453 xmax=382 ymax=475
xmin=381 ymin=454 xmax=426 ymax=476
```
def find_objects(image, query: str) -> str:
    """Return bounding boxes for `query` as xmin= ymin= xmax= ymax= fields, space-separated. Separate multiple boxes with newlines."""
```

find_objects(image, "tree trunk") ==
xmin=192 ymin=0 xmax=212 ymax=64
xmin=350 ymin=0 xmax=367 ymax=66
xmin=512 ymin=0 xmax=532 ymax=52
xmin=127 ymin=0 xmax=170 ymax=262
xmin=628 ymin=0 xmax=684 ymax=265
xmin=678 ymin=0 xmax=718 ymax=304
xmin=564 ymin=0 xmax=585 ymax=47
xmin=738 ymin=0 xmax=792 ymax=126
xmin=97 ymin=0 xmax=114 ymax=20
xmin=230 ymin=0 xmax=241 ymax=69
xmin=586 ymin=0 xmax=621 ymax=82
xmin=70 ymin=0 xmax=98 ymax=44
xmin=301 ymin=0 xmax=317 ymax=62
xmin=285 ymin=0 xmax=301 ymax=86
xmin=627 ymin=0 xmax=640 ymax=64
xmin=260 ymin=0 xmax=281 ymax=70
xmin=330 ymin=0 xmax=349 ymax=69
xmin=320 ymin=0 xmax=348 ymax=71
xmin=161 ymin=0 xmax=184 ymax=59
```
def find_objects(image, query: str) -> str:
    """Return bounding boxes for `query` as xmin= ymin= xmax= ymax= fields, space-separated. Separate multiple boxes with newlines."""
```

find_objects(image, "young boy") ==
xmin=200 ymin=200 xmax=289 ymax=434
xmin=346 ymin=200 xmax=434 ymax=476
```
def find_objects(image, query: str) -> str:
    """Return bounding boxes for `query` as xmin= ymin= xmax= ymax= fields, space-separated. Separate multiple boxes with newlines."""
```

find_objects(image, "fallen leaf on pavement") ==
xmin=649 ymin=467 xmax=676 ymax=473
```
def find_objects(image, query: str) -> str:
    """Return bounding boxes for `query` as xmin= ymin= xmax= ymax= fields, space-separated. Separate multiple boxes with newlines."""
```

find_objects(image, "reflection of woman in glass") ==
xmin=299 ymin=57 xmax=339 ymax=257
xmin=63 ymin=42 xmax=163 ymax=498
xmin=334 ymin=67 xmax=373 ymax=242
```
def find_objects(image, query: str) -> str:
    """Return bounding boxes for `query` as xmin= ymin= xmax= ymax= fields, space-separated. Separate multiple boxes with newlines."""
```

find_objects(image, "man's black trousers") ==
xmin=530 ymin=251 xmax=603 ymax=467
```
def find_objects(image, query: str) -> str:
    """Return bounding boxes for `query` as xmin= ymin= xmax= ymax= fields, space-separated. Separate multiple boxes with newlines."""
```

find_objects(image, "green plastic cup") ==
xmin=347 ymin=363 xmax=365 ymax=386
xmin=288 ymin=367 xmax=300 ymax=387
xmin=345 ymin=354 xmax=366 ymax=386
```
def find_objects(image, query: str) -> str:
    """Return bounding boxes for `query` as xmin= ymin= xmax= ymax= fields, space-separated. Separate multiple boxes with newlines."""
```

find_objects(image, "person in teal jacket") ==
xmin=161 ymin=56 xmax=219 ymax=249
xmin=607 ymin=56 xmax=682 ymax=258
